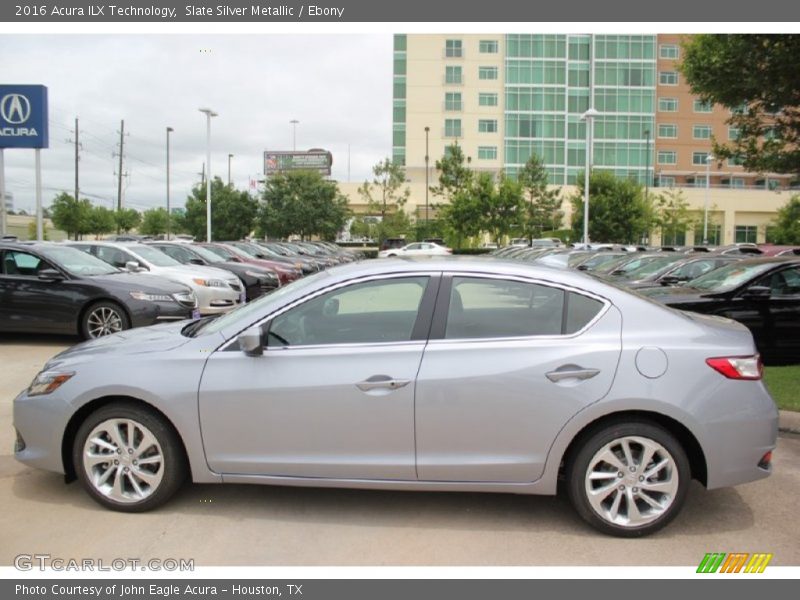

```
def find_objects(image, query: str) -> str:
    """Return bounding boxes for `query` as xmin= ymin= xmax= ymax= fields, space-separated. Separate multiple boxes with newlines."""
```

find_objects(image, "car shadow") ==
xmin=0 ymin=332 xmax=80 ymax=347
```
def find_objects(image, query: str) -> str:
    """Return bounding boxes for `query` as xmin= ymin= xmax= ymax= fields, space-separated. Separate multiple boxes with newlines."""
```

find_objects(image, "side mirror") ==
xmin=188 ymin=258 xmax=205 ymax=265
xmin=238 ymin=326 xmax=263 ymax=357
xmin=742 ymin=285 xmax=771 ymax=300
xmin=37 ymin=268 xmax=64 ymax=282
xmin=125 ymin=261 xmax=143 ymax=272
xmin=659 ymin=275 xmax=681 ymax=286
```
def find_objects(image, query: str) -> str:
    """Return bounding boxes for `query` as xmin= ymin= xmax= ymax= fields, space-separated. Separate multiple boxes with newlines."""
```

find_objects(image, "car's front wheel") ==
xmin=80 ymin=301 xmax=130 ymax=339
xmin=73 ymin=402 xmax=186 ymax=512
xmin=566 ymin=421 xmax=690 ymax=537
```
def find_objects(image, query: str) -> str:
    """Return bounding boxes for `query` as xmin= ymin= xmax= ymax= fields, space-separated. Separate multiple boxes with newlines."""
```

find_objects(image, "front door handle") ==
xmin=546 ymin=366 xmax=601 ymax=383
xmin=356 ymin=375 xmax=411 ymax=392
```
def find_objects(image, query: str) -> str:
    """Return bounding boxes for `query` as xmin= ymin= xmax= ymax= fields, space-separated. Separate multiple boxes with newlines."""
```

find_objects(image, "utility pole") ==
xmin=116 ymin=120 xmax=125 ymax=211
xmin=74 ymin=118 xmax=79 ymax=202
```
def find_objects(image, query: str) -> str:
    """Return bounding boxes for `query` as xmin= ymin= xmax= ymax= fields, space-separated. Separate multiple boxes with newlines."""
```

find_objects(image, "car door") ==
xmin=415 ymin=274 xmax=622 ymax=483
xmin=757 ymin=265 xmax=800 ymax=362
xmin=198 ymin=273 xmax=439 ymax=479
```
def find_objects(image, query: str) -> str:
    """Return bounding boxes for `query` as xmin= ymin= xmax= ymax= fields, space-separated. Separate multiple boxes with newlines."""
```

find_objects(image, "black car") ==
xmin=146 ymin=242 xmax=279 ymax=301
xmin=642 ymin=257 xmax=800 ymax=364
xmin=0 ymin=243 xmax=196 ymax=339
xmin=624 ymin=256 xmax=742 ymax=290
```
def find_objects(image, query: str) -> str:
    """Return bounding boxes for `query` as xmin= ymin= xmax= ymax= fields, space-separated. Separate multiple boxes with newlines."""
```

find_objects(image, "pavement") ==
xmin=2 ymin=333 xmax=799 ymax=567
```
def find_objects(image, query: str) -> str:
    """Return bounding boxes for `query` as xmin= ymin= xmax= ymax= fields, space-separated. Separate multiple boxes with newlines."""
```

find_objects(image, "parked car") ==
xmin=0 ymin=242 xmax=195 ymax=338
xmin=196 ymin=242 xmax=303 ymax=285
xmin=625 ymin=256 xmax=743 ymax=290
xmin=251 ymin=241 xmax=322 ymax=274
xmin=642 ymin=257 xmax=800 ymax=364
xmin=14 ymin=258 xmax=776 ymax=537
xmin=70 ymin=241 xmax=243 ymax=316
xmin=378 ymin=241 xmax=452 ymax=258
xmin=380 ymin=237 xmax=406 ymax=252
xmin=146 ymin=242 xmax=279 ymax=301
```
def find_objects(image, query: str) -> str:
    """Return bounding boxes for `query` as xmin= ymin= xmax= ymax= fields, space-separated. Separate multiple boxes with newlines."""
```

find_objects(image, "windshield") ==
xmin=189 ymin=245 xmax=225 ymax=263
xmin=621 ymin=256 xmax=685 ymax=279
xmin=41 ymin=246 xmax=119 ymax=276
xmin=130 ymin=245 xmax=181 ymax=267
xmin=689 ymin=262 xmax=777 ymax=292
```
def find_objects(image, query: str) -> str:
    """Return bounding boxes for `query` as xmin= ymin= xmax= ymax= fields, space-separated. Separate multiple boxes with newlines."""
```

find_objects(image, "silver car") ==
xmin=13 ymin=258 xmax=777 ymax=536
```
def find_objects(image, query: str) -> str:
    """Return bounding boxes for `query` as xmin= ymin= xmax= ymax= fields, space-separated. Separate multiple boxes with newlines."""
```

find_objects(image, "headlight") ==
xmin=130 ymin=291 xmax=173 ymax=302
xmin=192 ymin=278 xmax=226 ymax=288
xmin=28 ymin=371 xmax=75 ymax=397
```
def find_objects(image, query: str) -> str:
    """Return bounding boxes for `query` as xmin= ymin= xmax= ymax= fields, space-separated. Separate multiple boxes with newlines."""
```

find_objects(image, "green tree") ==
xmin=86 ymin=206 xmax=117 ymax=238
xmin=438 ymin=186 xmax=482 ymax=248
xmin=139 ymin=208 xmax=170 ymax=236
xmin=680 ymin=35 xmax=800 ymax=175
xmin=571 ymin=171 xmax=652 ymax=244
xmin=358 ymin=158 xmax=411 ymax=219
xmin=518 ymin=154 xmax=563 ymax=240
xmin=185 ymin=178 xmax=258 ymax=241
xmin=257 ymin=171 xmax=350 ymax=241
xmin=768 ymin=195 xmax=800 ymax=244
xmin=431 ymin=143 xmax=473 ymax=201
xmin=26 ymin=220 xmax=49 ymax=241
xmin=480 ymin=173 xmax=524 ymax=244
xmin=653 ymin=189 xmax=696 ymax=245
xmin=49 ymin=192 xmax=92 ymax=240
xmin=114 ymin=208 xmax=141 ymax=234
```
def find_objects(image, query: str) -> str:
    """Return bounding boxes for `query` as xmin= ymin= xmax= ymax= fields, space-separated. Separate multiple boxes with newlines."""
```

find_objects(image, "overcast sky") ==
xmin=0 ymin=34 xmax=391 ymax=213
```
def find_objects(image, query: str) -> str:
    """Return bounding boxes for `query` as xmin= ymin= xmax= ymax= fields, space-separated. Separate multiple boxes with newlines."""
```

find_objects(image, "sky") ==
xmin=0 ymin=34 xmax=392 ymax=213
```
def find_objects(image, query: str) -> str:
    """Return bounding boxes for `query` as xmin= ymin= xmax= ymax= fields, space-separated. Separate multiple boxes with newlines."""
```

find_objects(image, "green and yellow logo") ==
xmin=697 ymin=552 xmax=773 ymax=573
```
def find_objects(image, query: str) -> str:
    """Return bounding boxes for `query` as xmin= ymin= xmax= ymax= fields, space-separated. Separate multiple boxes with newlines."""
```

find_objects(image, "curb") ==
xmin=779 ymin=410 xmax=800 ymax=435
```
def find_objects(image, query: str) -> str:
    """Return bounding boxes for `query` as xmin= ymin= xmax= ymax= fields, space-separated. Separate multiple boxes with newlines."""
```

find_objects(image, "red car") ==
xmin=195 ymin=243 xmax=302 ymax=285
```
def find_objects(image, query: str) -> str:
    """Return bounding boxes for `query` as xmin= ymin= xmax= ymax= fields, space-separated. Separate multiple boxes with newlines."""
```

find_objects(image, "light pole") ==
xmin=166 ymin=126 xmax=173 ymax=239
xmin=580 ymin=108 xmax=599 ymax=247
xmin=227 ymin=153 xmax=234 ymax=186
xmin=424 ymin=126 xmax=430 ymax=229
xmin=703 ymin=154 xmax=714 ymax=245
xmin=199 ymin=107 xmax=218 ymax=242
xmin=290 ymin=119 xmax=299 ymax=151
xmin=643 ymin=128 xmax=650 ymax=245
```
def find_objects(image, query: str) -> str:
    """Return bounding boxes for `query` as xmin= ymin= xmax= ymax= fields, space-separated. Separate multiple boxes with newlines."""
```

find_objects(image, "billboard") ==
xmin=264 ymin=150 xmax=332 ymax=176
xmin=0 ymin=85 xmax=48 ymax=149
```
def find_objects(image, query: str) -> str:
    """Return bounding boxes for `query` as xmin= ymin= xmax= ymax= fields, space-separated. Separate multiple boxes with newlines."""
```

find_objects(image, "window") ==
xmin=445 ymin=39 xmax=463 ymax=58
xmin=444 ymin=119 xmax=462 ymax=138
xmin=658 ymin=175 xmax=676 ymax=187
xmin=2 ymin=250 xmax=47 ymax=276
xmin=268 ymin=277 xmax=429 ymax=347
xmin=478 ymin=119 xmax=498 ymax=133
xmin=157 ymin=245 xmax=195 ymax=263
xmin=479 ymin=66 xmax=499 ymax=80
xmin=657 ymin=151 xmax=677 ymax=165
xmin=693 ymin=152 xmax=712 ymax=166
xmin=763 ymin=267 xmax=800 ymax=297
xmin=659 ymin=71 xmax=678 ymax=86
xmin=694 ymin=223 xmax=722 ymax=245
xmin=444 ymin=277 xmax=603 ymax=339
xmin=479 ymin=92 xmax=498 ymax=107
xmin=658 ymin=97 xmax=678 ymax=112
xmin=728 ymin=156 xmax=744 ymax=167
xmin=693 ymin=125 xmax=712 ymax=139
xmin=693 ymin=99 xmax=713 ymax=113
xmin=731 ymin=177 xmax=746 ymax=188
xmin=445 ymin=66 xmax=462 ymax=84
xmin=659 ymin=44 xmax=679 ymax=59
xmin=479 ymin=40 xmax=498 ymax=53
xmin=478 ymin=146 xmax=497 ymax=160
xmin=729 ymin=127 xmax=740 ymax=140
xmin=393 ymin=35 xmax=407 ymax=52
xmin=445 ymin=92 xmax=462 ymax=111
xmin=97 ymin=246 xmax=136 ymax=269
xmin=734 ymin=225 xmax=758 ymax=244
xmin=658 ymin=124 xmax=677 ymax=138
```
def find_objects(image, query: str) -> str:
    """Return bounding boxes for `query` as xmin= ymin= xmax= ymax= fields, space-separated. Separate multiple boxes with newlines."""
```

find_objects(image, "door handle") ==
xmin=545 ymin=366 xmax=601 ymax=383
xmin=356 ymin=375 xmax=411 ymax=392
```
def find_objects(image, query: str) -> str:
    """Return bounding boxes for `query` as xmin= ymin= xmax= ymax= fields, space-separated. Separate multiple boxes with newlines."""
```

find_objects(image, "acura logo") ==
xmin=1 ymin=94 xmax=32 ymax=125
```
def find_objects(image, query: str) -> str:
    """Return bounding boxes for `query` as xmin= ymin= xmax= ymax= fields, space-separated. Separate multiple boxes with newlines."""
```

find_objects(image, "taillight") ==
xmin=705 ymin=355 xmax=763 ymax=380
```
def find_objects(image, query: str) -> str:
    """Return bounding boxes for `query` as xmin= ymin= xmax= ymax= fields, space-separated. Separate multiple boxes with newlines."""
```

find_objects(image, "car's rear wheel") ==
xmin=566 ymin=421 xmax=690 ymax=537
xmin=80 ymin=301 xmax=130 ymax=339
xmin=73 ymin=402 xmax=186 ymax=512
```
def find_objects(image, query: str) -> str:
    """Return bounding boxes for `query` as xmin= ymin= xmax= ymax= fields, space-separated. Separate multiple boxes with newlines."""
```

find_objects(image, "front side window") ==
xmin=2 ymin=250 xmax=46 ymax=276
xmin=97 ymin=246 xmax=136 ymax=269
xmin=268 ymin=277 xmax=429 ymax=347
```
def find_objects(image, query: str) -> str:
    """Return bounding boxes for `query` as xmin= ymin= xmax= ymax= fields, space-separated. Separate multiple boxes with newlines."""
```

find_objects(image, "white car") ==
xmin=70 ymin=242 xmax=244 ymax=315
xmin=378 ymin=241 xmax=452 ymax=258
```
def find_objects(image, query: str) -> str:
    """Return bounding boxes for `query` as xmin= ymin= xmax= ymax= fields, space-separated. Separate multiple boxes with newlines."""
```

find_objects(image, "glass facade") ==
xmin=392 ymin=34 xmax=407 ymax=165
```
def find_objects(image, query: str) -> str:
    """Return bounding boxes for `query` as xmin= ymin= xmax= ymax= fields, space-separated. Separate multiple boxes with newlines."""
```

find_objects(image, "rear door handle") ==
xmin=356 ymin=375 xmax=411 ymax=392
xmin=546 ymin=366 xmax=601 ymax=383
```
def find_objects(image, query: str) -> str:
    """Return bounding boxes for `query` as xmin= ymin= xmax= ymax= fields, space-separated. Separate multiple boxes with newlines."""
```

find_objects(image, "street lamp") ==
xmin=290 ymin=119 xmax=299 ymax=151
xmin=228 ymin=153 xmax=234 ymax=186
xmin=424 ymin=126 xmax=430 ymax=228
xmin=643 ymin=128 xmax=651 ymax=245
xmin=580 ymin=107 xmax=600 ymax=247
xmin=199 ymin=107 xmax=218 ymax=242
xmin=703 ymin=153 xmax=714 ymax=245
xmin=166 ymin=126 xmax=173 ymax=239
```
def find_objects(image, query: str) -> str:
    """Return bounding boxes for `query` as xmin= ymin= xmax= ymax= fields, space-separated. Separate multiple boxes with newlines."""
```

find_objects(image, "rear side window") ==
xmin=445 ymin=277 xmax=604 ymax=339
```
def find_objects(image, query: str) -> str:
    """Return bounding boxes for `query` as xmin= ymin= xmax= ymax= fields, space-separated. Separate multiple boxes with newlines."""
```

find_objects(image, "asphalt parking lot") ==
xmin=2 ymin=334 xmax=799 ymax=566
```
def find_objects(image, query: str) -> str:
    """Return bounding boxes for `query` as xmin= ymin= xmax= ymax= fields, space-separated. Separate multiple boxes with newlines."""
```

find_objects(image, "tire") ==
xmin=72 ymin=402 xmax=187 ymax=512
xmin=565 ymin=421 xmax=690 ymax=537
xmin=80 ymin=301 xmax=131 ymax=340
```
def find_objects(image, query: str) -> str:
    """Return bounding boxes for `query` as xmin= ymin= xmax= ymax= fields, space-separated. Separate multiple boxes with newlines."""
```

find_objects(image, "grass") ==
xmin=763 ymin=366 xmax=800 ymax=412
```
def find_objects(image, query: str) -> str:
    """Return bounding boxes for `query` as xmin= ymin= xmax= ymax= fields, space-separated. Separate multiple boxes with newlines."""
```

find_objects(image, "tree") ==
xmin=26 ymin=220 xmax=49 ymax=241
xmin=653 ymin=189 xmax=696 ymax=246
xmin=768 ymin=195 xmax=800 ymax=244
xmin=680 ymin=35 xmax=800 ymax=175
xmin=115 ymin=208 xmax=141 ymax=234
xmin=86 ymin=206 xmax=116 ymax=238
xmin=49 ymin=192 xmax=92 ymax=240
xmin=358 ymin=158 xmax=411 ymax=219
xmin=430 ymin=144 xmax=473 ymax=201
xmin=257 ymin=171 xmax=350 ymax=241
xmin=139 ymin=208 xmax=169 ymax=236
xmin=570 ymin=171 xmax=652 ymax=244
xmin=518 ymin=154 xmax=563 ymax=240
xmin=481 ymin=173 xmax=524 ymax=244
xmin=185 ymin=177 xmax=258 ymax=241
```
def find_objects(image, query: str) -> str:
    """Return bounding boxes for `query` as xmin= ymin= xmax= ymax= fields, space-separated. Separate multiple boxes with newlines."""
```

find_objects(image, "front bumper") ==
xmin=193 ymin=284 xmax=242 ymax=315
xmin=13 ymin=388 xmax=72 ymax=475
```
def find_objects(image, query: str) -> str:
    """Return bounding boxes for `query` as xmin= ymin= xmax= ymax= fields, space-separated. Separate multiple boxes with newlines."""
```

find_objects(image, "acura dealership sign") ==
xmin=0 ymin=85 xmax=49 ymax=148
xmin=264 ymin=150 xmax=332 ymax=176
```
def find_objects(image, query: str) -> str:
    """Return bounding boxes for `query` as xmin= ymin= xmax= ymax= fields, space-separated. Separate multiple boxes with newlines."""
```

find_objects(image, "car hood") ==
xmin=639 ymin=285 xmax=721 ymax=304
xmin=88 ymin=272 xmax=191 ymax=293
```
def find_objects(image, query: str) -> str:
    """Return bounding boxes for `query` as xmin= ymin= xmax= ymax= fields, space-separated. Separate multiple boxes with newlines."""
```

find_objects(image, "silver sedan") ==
xmin=13 ymin=258 xmax=778 ymax=537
